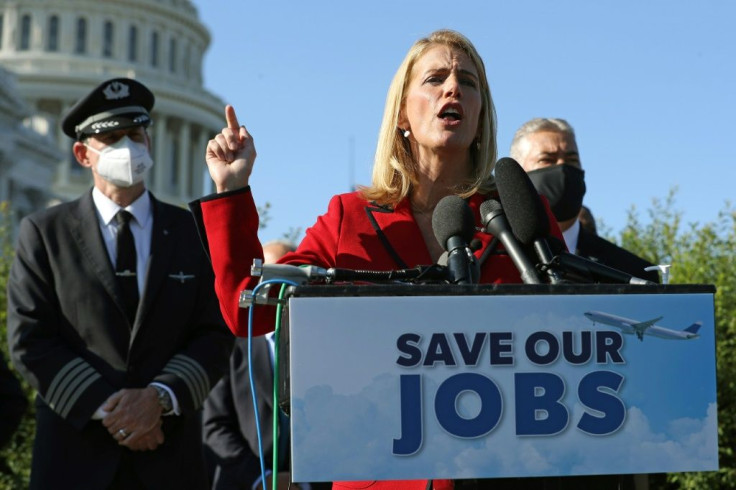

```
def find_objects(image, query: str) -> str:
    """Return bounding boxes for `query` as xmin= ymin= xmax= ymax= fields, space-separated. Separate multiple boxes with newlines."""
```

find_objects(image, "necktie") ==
xmin=115 ymin=210 xmax=139 ymax=323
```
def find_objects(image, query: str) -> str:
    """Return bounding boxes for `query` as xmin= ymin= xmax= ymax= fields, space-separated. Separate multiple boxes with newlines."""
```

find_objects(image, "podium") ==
xmin=277 ymin=284 xmax=718 ymax=482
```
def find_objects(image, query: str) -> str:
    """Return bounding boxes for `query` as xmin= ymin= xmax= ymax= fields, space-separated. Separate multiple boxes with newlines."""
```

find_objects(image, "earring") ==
xmin=403 ymin=130 xmax=411 ymax=138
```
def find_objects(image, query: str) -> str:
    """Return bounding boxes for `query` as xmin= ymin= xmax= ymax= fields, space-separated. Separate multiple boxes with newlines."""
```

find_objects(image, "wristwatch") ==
xmin=152 ymin=385 xmax=173 ymax=413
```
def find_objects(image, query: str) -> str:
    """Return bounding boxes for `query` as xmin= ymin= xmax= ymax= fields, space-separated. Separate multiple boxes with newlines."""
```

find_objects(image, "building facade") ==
xmin=0 ymin=66 xmax=61 ymax=231
xmin=0 ymin=0 xmax=223 ymax=209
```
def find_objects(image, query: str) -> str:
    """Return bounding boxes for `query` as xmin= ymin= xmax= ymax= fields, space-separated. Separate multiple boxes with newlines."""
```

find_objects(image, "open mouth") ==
xmin=439 ymin=107 xmax=462 ymax=121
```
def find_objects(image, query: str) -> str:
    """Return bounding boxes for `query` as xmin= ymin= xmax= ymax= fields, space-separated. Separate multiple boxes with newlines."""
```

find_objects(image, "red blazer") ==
xmin=196 ymin=187 xmax=562 ymax=338
xmin=195 ymin=187 xmax=562 ymax=490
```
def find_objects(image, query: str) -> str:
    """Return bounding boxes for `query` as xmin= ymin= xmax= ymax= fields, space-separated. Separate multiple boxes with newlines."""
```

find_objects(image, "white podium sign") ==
xmin=288 ymin=291 xmax=718 ymax=481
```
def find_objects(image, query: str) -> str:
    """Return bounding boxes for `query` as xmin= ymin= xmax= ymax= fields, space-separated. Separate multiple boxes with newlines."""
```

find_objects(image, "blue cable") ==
xmin=248 ymin=279 xmax=298 ymax=490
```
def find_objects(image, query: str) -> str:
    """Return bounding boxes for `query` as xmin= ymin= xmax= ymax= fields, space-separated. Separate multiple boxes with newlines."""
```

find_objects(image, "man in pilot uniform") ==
xmin=7 ymin=78 xmax=232 ymax=489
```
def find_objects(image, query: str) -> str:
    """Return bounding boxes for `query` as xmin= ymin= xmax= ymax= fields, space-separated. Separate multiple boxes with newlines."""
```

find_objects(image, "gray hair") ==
xmin=509 ymin=118 xmax=575 ymax=163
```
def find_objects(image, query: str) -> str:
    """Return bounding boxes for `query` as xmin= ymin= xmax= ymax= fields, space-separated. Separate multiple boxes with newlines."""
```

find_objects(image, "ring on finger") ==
xmin=117 ymin=428 xmax=129 ymax=439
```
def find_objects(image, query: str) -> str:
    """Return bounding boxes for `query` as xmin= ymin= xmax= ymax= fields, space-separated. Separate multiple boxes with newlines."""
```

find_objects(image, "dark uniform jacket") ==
xmin=576 ymin=227 xmax=659 ymax=283
xmin=7 ymin=189 xmax=232 ymax=490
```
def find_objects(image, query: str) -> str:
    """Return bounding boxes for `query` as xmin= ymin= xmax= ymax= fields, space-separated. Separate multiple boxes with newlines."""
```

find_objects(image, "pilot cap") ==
xmin=62 ymin=78 xmax=154 ymax=140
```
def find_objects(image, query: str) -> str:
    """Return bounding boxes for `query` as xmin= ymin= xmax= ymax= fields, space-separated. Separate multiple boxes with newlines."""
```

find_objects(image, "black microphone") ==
xmin=327 ymin=264 xmax=449 ymax=283
xmin=550 ymin=253 xmax=654 ymax=285
xmin=494 ymin=157 xmax=562 ymax=284
xmin=252 ymin=261 xmax=449 ymax=284
xmin=432 ymin=195 xmax=479 ymax=285
xmin=494 ymin=157 xmax=654 ymax=285
xmin=242 ymin=262 xmax=452 ymax=307
xmin=480 ymin=199 xmax=542 ymax=284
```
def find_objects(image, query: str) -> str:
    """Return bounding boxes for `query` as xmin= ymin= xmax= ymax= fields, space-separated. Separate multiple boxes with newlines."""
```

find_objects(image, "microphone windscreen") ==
xmin=494 ymin=157 xmax=549 ymax=245
xmin=432 ymin=195 xmax=476 ymax=250
xmin=479 ymin=199 xmax=503 ymax=229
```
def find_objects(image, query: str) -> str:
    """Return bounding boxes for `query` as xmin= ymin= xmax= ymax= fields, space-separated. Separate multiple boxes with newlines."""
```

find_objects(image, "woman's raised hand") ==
xmin=205 ymin=105 xmax=257 ymax=193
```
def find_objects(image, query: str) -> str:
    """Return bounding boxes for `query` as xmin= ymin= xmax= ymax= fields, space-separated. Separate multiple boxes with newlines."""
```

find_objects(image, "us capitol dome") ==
xmin=0 ymin=0 xmax=224 ymax=221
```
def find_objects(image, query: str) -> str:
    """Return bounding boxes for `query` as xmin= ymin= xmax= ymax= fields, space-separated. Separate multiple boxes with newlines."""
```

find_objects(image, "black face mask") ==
xmin=527 ymin=164 xmax=586 ymax=222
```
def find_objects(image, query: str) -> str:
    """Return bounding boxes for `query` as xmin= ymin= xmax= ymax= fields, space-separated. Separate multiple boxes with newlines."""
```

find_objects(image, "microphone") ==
xmin=551 ymin=253 xmax=654 ymax=285
xmin=480 ymin=199 xmax=542 ymax=284
xmin=494 ymin=157 xmax=562 ymax=284
xmin=240 ymin=260 xmax=327 ymax=307
xmin=251 ymin=261 xmax=450 ymax=285
xmin=251 ymin=260 xmax=329 ymax=283
xmin=432 ymin=195 xmax=479 ymax=285
xmin=327 ymin=264 xmax=449 ymax=283
xmin=494 ymin=157 xmax=654 ymax=285
xmin=240 ymin=261 xmax=453 ymax=307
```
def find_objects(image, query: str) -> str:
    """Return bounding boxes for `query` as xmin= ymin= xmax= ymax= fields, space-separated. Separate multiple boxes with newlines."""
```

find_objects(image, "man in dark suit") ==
xmin=202 ymin=240 xmax=330 ymax=490
xmin=510 ymin=117 xmax=659 ymax=284
xmin=6 ymin=78 xmax=232 ymax=489
xmin=507 ymin=117 xmax=656 ymax=490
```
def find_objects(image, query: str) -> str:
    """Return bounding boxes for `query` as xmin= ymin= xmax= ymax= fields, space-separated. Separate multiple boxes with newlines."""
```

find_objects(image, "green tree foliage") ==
xmin=256 ymin=202 xmax=271 ymax=230
xmin=257 ymin=201 xmax=303 ymax=244
xmin=615 ymin=190 xmax=736 ymax=489
xmin=0 ymin=202 xmax=34 ymax=489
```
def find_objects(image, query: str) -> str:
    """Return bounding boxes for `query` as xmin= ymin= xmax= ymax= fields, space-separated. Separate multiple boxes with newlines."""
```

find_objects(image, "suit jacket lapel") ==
xmin=67 ymin=191 xmax=116 ymax=291
xmin=234 ymin=338 xmax=275 ymax=449
xmin=364 ymin=194 xmax=493 ymax=270
xmin=576 ymin=227 xmax=594 ymax=258
xmin=253 ymin=338 xmax=275 ymax=411
xmin=66 ymin=190 xmax=131 ymax=341
xmin=133 ymin=194 xmax=173 ymax=337
xmin=364 ymin=199 xmax=433 ymax=268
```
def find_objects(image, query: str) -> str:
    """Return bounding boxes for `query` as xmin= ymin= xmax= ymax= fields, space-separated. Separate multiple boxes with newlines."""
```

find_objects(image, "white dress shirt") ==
xmin=91 ymin=187 xmax=180 ymax=417
xmin=562 ymin=218 xmax=581 ymax=255
xmin=92 ymin=187 xmax=152 ymax=295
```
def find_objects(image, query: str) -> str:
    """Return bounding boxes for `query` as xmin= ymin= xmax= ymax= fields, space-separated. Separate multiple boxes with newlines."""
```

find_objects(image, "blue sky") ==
xmin=192 ymin=1 xmax=735 ymax=243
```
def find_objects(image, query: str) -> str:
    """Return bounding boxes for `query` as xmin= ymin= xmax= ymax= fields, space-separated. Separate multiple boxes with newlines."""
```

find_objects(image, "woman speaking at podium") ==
xmin=194 ymin=29 xmax=560 ymax=490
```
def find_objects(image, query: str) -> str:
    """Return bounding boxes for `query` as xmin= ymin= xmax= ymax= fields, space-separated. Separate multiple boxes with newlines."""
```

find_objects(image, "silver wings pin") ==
xmin=169 ymin=271 xmax=196 ymax=283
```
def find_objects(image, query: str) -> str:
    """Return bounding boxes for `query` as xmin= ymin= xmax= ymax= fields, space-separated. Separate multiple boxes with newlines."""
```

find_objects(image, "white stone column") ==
xmin=89 ymin=11 xmax=101 ymax=58
xmin=59 ymin=10 xmax=73 ymax=54
xmin=153 ymin=113 xmax=167 ymax=195
xmin=177 ymin=121 xmax=190 ymax=200
xmin=116 ymin=15 xmax=125 ymax=60
xmin=56 ymin=101 xmax=71 ymax=187
xmin=161 ymin=32 xmax=170 ymax=74
xmin=197 ymin=128 xmax=211 ymax=195
xmin=1 ymin=7 xmax=16 ymax=50
xmin=32 ymin=9 xmax=45 ymax=51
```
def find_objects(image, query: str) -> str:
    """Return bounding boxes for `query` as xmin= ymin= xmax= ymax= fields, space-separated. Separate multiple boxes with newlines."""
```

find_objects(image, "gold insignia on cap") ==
xmin=102 ymin=81 xmax=130 ymax=100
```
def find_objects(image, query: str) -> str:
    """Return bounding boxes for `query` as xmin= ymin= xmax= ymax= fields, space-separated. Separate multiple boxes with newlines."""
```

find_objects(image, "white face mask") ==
xmin=85 ymin=135 xmax=154 ymax=188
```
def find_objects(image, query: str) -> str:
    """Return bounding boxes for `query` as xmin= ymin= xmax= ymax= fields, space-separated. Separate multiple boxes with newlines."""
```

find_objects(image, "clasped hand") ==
xmin=102 ymin=387 xmax=164 ymax=451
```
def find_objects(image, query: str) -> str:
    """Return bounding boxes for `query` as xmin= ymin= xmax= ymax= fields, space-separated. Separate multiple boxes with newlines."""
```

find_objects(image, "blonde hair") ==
xmin=361 ymin=29 xmax=497 ymax=206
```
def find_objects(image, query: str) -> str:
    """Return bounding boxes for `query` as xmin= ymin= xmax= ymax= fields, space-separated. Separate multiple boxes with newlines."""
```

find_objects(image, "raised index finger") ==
xmin=225 ymin=104 xmax=240 ymax=130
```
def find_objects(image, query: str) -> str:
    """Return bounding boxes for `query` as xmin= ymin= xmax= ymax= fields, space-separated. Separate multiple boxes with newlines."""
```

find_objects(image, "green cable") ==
xmin=272 ymin=283 xmax=289 ymax=490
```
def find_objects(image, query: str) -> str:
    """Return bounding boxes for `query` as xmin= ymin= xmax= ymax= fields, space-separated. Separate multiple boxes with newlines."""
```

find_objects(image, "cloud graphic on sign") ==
xmin=290 ymin=370 xmax=718 ymax=482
